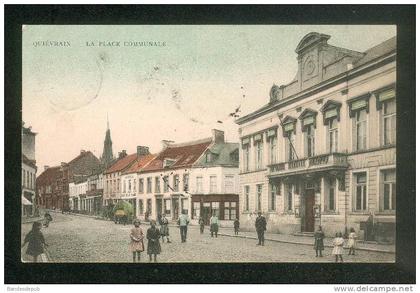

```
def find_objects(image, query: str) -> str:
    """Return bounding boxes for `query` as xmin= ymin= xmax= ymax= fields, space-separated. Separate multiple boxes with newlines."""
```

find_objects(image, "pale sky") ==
xmin=22 ymin=25 xmax=396 ymax=170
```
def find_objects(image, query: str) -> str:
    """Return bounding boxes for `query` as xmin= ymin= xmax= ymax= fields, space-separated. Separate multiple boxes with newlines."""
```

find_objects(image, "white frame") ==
xmin=376 ymin=165 xmax=397 ymax=213
xmin=351 ymin=168 xmax=370 ymax=212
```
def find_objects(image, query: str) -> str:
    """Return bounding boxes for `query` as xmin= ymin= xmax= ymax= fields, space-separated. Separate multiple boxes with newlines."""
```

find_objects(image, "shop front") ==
xmin=191 ymin=194 xmax=239 ymax=226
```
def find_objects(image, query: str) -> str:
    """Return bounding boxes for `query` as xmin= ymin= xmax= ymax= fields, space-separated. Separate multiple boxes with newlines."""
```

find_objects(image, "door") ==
xmin=304 ymin=189 xmax=315 ymax=232
xmin=172 ymin=198 xmax=179 ymax=220
xmin=202 ymin=203 xmax=211 ymax=225
xmin=156 ymin=198 xmax=163 ymax=217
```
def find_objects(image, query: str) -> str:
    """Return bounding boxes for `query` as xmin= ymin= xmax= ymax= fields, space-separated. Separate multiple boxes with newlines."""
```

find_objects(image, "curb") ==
xmin=218 ymin=233 xmax=395 ymax=254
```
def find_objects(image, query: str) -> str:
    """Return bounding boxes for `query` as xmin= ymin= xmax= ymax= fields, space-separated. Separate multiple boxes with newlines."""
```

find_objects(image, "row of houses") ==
xmin=36 ymin=32 xmax=396 ymax=241
xmin=22 ymin=123 xmax=37 ymax=217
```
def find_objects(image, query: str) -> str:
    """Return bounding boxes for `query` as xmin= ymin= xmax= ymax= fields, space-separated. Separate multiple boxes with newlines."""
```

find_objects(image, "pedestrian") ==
xmin=365 ymin=212 xmax=375 ymax=241
xmin=130 ymin=219 xmax=144 ymax=262
xmin=347 ymin=228 xmax=357 ymax=256
xmin=146 ymin=220 xmax=161 ymax=262
xmin=21 ymin=222 xmax=48 ymax=262
xmin=177 ymin=210 xmax=190 ymax=243
xmin=314 ymin=225 xmax=325 ymax=257
xmin=255 ymin=212 xmax=267 ymax=246
xmin=210 ymin=213 xmax=219 ymax=238
xmin=332 ymin=232 xmax=344 ymax=262
xmin=160 ymin=214 xmax=171 ymax=243
xmin=43 ymin=211 xmax=52 ymax=228
xmin=234 ymin=218 xmax=240 ymax=235
xmin=198 ymin=217 xmax=205 ymax=234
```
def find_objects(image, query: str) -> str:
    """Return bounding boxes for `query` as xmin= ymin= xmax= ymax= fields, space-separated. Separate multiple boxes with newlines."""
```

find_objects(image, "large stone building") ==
xmin=236 ymin=32 xmax=396 ymax=242
xmin=21 ymin=122 xmax=37 ymax=216
xmin=135 ymin=129 xmax=240 ymax=226
xmin=37 ymin=150 xmax=102 ymax=210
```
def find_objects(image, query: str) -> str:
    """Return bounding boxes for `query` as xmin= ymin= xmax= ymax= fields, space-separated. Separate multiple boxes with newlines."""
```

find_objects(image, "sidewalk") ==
xmin=216 ymin=227 xmax=395 ymax=254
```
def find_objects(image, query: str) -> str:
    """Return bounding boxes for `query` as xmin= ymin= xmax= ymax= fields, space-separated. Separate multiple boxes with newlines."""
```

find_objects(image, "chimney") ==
xmin=80 ymin=149 xmax=86 ymax=155
xmin=61 ymin=162 xmax=67 ymax=167
xmin=44 ymin=165 xmax=49 ymax=171
xmin=137 ymin=146 xmax=150 ymax=157
xmin=161 ymin=140 xmax=174 ymax=150
xmin=212 ymin=129 xmax=225 ymax=144
xmin=118 ymin=150 xmax=127 ymax=159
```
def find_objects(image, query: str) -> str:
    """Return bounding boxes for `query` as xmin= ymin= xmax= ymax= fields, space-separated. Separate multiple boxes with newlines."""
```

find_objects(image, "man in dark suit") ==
xmin=255 ymin=212 xmax=267 ymax=246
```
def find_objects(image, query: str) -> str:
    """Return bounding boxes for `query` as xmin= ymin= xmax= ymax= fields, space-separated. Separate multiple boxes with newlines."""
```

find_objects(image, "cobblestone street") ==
xmin=21 ymin=212 xmax=395 ymax=263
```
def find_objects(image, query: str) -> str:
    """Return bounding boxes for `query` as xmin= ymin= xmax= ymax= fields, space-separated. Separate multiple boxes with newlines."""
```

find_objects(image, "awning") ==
xmin=22 ymin=196 xmax=32 ymax=206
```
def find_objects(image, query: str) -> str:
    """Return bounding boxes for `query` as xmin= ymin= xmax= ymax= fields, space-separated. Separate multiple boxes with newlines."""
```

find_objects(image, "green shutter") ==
xmin=284 ymin=123 xmax=294 ymax=132
xmin=325 ymin=108 xmax=338 ymax=119
xmin=303 ymin=116 xmax=314 ymax=126
xmin=267 ymin=129 xmax=277 ymax=137
xmin=378 ymin=89 xmax=395 ymax=102
xmin=351 ymin=99 xmax=367 ymax=111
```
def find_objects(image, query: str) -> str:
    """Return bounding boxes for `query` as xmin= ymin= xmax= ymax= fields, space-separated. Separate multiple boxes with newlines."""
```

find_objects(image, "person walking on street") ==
xmin=21 ymin=222 xmax=48 ymax=262
xmin=146 ymin=220 xmax=161 ymax=262
xmin=210 ymin=213 xmax=219 ymax=238
xmin=160 ymin=214 xmax=171 ymax=243
xmin=199 ymin=217 xmax=205 ymax=234
xmin=347 ymin=228 xmax=357 ymax=255
xmin=177 ymin=210 xmax=190 ymax=243
xmin=255 ymin=212 xmax=267 ymax=246
xmin=332 ymin=232 xmax=344 ymax=262
xmin=314 ymin=226 xmax=325 ymax=257
xmin=43 ymin=211 xmax=52 ymax=228
xmin=234 ymin=218 xmax=240 ymax=235
xmin=129 ymin=219 xmax=144 ymax=262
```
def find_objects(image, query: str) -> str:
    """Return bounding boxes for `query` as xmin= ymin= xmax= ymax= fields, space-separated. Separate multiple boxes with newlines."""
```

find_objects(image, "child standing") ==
xmin=348 ymin=228 xmax=357 ymax=256
xmin=332 ymin=232 xmax=344 ymax=262
xmin=130 ymin=219 xmax=144 ymax=262
xmin=21 ymin=222 xmax=47 ymax=262
xmin=147 ymin=220 xmax=161 ymax=262
xmin=234 ymin=218 xmax=240 ymax=235
xmin=199 ymin=217 xmax=205 ymax=234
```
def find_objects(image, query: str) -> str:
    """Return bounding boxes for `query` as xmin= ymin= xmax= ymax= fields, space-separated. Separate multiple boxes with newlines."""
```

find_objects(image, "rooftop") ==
xmin=123 ymin=154 xmax=157 ymax=174
xmin=105 ymin=153 xmax=138 ymax=174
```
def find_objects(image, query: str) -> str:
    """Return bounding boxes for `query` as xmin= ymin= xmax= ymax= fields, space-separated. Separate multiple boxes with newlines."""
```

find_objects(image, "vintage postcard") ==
xmin=21 ymin=24 xmax=398 ymax=264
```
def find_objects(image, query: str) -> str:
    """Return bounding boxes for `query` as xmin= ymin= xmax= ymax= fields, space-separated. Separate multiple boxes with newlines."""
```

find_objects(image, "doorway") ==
xmin=304 ymin=189 xmax=315 ymax=232
xmin=202 ymin=203 xmax=211 ymax=225
xmin=172 ymin=198 xmax=179 ymax=220
xmin=156 ymin=198 xmax=163 ymax=218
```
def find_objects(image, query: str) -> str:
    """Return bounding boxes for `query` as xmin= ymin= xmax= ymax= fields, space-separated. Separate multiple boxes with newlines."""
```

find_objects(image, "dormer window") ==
xmin=206 ymin=152 xmax=213 ymax=163
xmin=163 ymin=158 xmax=176 ymax=168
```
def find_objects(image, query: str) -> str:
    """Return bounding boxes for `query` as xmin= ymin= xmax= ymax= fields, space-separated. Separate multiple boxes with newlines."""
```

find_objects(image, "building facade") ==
xmin=236 ymin=33 xmax=396 ymax=242
xmin=135 ymin=130 xmax=240 ymax=226
xmin=22 ymin=122 xmax=37 ymax=216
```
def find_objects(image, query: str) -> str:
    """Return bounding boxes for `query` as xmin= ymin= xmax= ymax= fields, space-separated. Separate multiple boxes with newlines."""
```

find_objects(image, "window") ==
xmin=286 ymin=132 xmax=296 ymax=161
xmin=269 ymin=136 xmax=278 ymax=164
xmin=286 ymin=184 xmax=293 ymax=212
xmin=211 ymin=202 xmax=220 ymax=217
xmin=244 ymin=186 xmax=250 ymax=211
xmin=147 ymin=177 xmax=152 ymax=193
xmin=196 ymin=176 xmax=203 ymax=193
xmin=123 ymin=180 xmax=126 ymax=193
xmin=354 ymin=173 xmax=367 ymax=211
xmin=183 ymin=174 xmax=189 ymax=192
xmin=163 ymin=176 xmax=169 ymax=192
xmin=269 ymin=184 xmax=277 ymax=211
xmin=155 ymin=177 xmax=160 ymax=193
xmin=243 ymin=145 xmax=250 ymax=172
xmin=138 ymin=200 xmax=144 ymax=215
xmin=117 ymin=179 xmax=120 ymax=192
xmin=383 ymin=99 xmax=396 ymax=146
xmin=224 ymin=202 xmax=237 ymax=220
xmin=325 ymin=178 xmax=336 ymax=211
xmin=355 ymin=109 xmax=367 ymax=151
xmin=328 ymin=118 xmax=338 ymax=153
xmin=224 ymin=175 xmax=234 ymax=193
xmin=210 ymin=176 xmax=217 ymax=193
xmin=193 ymin=202 xmax=200 ymax=219
xmin=139 ymin=178 xmax=144 ymax=193
xmin=255 ymin=141 xmax=263 ymax=170
xmin=173 ymin=175 xmax=179 ymax=191
xmin=22 ymin=169 xmax=25 ymax=187
xmin=304 ymin=124 xmax=315 ymax=157
xmin=256 ymin=184 xmax=262 ymax=211
xmin=133 ymin=179 xmax=136 ymax=192
xmin=26 ymin=170 xmax=29 ymax=188
xmin=128 ymin=180 xmax=131 ymax=192
xmin=381 ymin=169 xmax=396 ymax=211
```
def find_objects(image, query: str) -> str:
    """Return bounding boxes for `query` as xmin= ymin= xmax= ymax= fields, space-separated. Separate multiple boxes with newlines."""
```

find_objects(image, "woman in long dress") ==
xmin=22 ymin=222 xmax=48 ymax=262
xmin=130 ymin=219 xmax=144 ymax=262
xmin=332 ymin=232 xmax=344 ymax=262
xmin=147 ymin=220 xmax=161 ymax=262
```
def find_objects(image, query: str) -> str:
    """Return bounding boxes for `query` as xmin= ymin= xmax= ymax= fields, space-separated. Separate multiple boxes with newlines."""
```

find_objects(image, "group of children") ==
xmin=314 ymin=226 xmax=358 ymax=262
